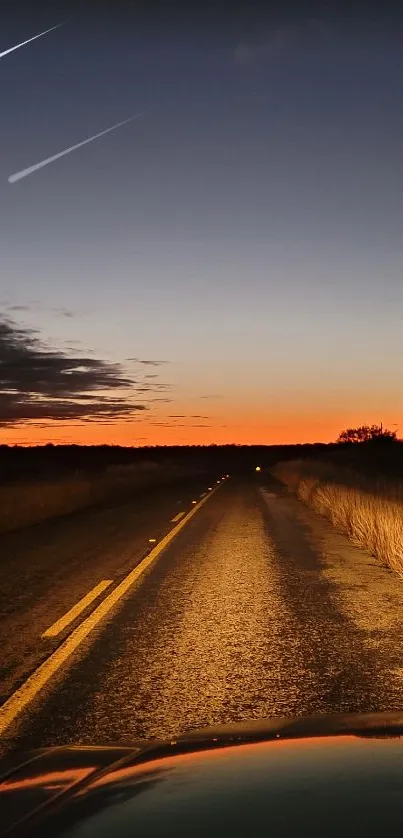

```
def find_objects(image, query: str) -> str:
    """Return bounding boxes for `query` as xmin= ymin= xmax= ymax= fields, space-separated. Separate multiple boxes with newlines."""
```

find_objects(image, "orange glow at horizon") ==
xmin=1 ymin=408 xmax=400 ymax=447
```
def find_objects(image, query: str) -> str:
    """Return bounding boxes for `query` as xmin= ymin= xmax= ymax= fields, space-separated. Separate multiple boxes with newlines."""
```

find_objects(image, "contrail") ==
xmin=0 ymin=22 xmax=66 ymax=59
xmin=8 ymin=112 xmax=146 ymax=184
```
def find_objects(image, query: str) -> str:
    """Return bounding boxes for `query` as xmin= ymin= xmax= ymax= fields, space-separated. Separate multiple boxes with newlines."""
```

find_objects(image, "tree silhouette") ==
xmin=337 ymin=424 xmax=397 ymax=444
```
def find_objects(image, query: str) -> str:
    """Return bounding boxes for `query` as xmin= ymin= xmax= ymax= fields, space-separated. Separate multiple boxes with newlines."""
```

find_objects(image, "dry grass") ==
xmin=0 ymin=462 xmax=200 ymax=535
xmin=272 ymin=459 xmax=403 ymax=577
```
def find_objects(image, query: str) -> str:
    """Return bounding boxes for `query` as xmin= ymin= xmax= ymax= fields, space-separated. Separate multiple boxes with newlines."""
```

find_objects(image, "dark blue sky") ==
xmin=1 ymin=1 xmax=402 ymax=444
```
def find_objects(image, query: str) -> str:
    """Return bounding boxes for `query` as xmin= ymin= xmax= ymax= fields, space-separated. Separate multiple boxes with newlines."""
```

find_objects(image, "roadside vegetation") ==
xmin=272 ymin=426 xmax=403 ymax=578
xmin=0 ymin=442 xmax=311 ymax=535
xmin=1 ymin=433 xmax=402 ymax=541
xmin=0 ymin=462 xmax=203 ymax=535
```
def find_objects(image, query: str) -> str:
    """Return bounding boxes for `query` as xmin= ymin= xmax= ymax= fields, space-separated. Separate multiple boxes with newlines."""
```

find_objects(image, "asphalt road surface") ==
xmin=1 ymin=472 xmax=403 ymax=755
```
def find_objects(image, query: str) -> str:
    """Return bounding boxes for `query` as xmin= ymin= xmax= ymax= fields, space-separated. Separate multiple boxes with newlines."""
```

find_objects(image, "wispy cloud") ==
xmin=52 ymin=307 xmax=77 ymax=319
xmin=3 ymin=301 xmax=84 ymax=319
xmin=135 ymin=384 xmax=170 ymax=393
xmin=7 ymin=305 xmax=31 ymax=313
xmin=233 ymin=17 xmax=328 ymax=65
xmin=150 ymin=422 xmax=211 ymax=428
xmin=62 ymin=340 xmax=94 ymax=354
xmin=127 ymin=358 xmax=169 ymax=366
xmin=166 ymin=414 xmax=210 ymax=422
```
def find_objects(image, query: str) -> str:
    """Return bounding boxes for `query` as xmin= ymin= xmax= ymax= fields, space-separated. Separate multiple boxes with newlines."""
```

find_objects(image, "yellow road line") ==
xmin=170 ymin=510 xmax=186 ymax=523
xmin=0 ymin=486 xmax=219 ymax=737
xmin=42 ymin=580 xmax=113 ymax=639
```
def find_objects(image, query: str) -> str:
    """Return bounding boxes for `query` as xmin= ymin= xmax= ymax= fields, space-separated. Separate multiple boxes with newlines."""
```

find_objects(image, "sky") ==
xmin=1 ymin=0 xmax=403 ymax=446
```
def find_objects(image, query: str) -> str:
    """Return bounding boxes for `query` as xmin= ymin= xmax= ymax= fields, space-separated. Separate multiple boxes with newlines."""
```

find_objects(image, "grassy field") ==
xmin=0 ymin=461 xmax=204 ymax=535
xmin=273 ymin=459 xmax=403 ymax=578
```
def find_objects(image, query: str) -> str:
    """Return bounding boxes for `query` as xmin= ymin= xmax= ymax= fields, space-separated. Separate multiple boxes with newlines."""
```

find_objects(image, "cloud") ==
xmin=199 ymin=394 xmax=224 ymax=400
xmin=4 ymin=301 xmax=84 ymax=319
xmin=135 ymin=384 xmax=170 ymax=393
xmin=62 ymin=340 xmax=94 ymax=354
xmin=0 ymin=317 xmax=148 ymax=427
xmin=145 ymin=374 xmax=159 ymax=379
xmin=126 ymin=358 xmax=169 ymax=366
xmin=233 ymin=17 xmax=328 ymax=64
xmin=52 ymin=307 xmax=77 ymax=319
xmin=167 ymin=414 xmax=209 ymax=419
xmin=149 ymin=422 xmax=211 ymax=428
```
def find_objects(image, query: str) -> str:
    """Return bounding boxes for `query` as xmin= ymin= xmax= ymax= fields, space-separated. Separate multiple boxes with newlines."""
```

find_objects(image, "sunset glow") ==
xmin=1 ymin=3 xmax=402 ymax=448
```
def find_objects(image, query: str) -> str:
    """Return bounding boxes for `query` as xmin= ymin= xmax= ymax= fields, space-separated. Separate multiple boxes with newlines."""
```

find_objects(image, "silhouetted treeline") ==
xmin=320 ymin=440 xmax=403 ymax=481
xmin=1 ymin=440 xmax=402 ymax=485
xmin=0 ymin=442 xmax=328 ymax=484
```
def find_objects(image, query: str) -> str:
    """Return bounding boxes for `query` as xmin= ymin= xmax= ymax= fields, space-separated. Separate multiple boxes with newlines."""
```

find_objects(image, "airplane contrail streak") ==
xmin=8 ymin=112 xmax=146 ymax=183
xmin=0 ymin=22 xmax=66 ymax=59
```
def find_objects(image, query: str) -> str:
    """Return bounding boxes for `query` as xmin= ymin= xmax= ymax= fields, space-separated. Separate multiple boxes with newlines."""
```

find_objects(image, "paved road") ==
xmin=1 ymin=473 xmax=403 ymax=753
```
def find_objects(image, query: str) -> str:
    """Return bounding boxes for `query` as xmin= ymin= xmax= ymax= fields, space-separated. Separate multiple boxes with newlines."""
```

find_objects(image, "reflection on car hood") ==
xmin=1 ymin=711 xmax=403 ymax=837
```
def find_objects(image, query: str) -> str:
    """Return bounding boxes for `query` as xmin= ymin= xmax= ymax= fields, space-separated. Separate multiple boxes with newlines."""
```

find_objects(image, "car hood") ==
xmin=2 ymin=711 xmax=403 ymax=837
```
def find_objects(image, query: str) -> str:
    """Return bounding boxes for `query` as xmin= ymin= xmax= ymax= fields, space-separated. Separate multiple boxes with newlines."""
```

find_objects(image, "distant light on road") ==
xmin=255 ymin=466 xmax=261 ymax=472
xmin=216 ymin=480 xmax=221 ymax=484
xmin=208 ymin=487 xmax=213 ymax=491
xmin=191 ymin=500 xmax=197 ymax=504
xmin=148 ymin=538 xmax=157 ymax=543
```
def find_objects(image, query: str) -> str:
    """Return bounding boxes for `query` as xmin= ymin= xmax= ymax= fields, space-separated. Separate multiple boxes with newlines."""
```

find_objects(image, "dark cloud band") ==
xmin=0 ymin=317 xmax=149 ymax=426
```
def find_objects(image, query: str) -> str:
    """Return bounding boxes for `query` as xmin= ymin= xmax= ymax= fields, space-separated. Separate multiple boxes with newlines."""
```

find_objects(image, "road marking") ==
xmin=0 ymin=486 xmax=219 ymax=737
xmin=42 ymin=580 xmax=113 ymax=639
xmin=199 ymin=492 xmax=207 ymax=498
xmin=171 ymin=510 xmax=186 ymax=523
